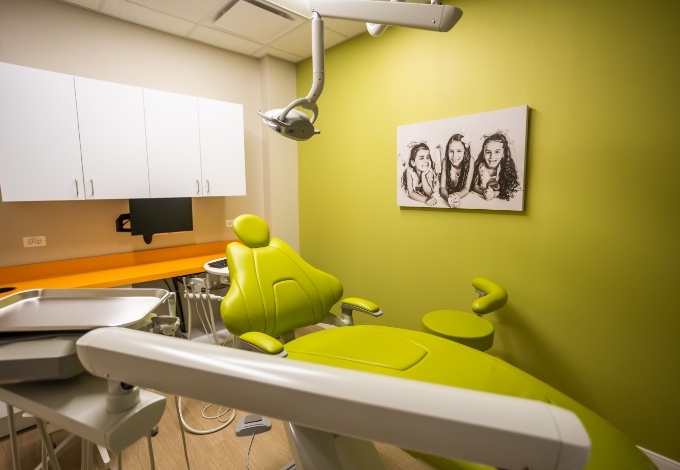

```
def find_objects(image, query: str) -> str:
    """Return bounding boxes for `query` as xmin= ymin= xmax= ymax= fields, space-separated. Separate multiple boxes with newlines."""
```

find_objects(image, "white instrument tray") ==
xmin=0 ymin=288 xmax=169 ymax=332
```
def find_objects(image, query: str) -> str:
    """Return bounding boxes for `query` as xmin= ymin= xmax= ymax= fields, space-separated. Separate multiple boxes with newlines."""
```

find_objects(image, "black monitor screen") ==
xmin=129 ymin=197 xmax=193 ymax=242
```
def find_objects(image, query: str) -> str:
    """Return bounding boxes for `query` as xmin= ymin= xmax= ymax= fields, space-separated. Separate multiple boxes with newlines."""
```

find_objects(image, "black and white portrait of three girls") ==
xmin=397 ymin=106 xmax=527 ymax=212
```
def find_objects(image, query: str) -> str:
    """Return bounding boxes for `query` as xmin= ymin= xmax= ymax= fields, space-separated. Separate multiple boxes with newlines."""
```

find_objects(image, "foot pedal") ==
xmin=235 ymin=415 xmax=271 ymax=437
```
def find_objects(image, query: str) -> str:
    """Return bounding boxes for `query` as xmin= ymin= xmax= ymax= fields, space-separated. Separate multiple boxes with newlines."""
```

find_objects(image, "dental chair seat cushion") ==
xmin=422 ymin=309 xmax=495 ymax=351
xmin=285 ymin=326 xmax=428 ymax=371
xmin=285 ymin=326 xmax=655 ymax=470
xmin=287 ymin=326 xmax=548 ymax=402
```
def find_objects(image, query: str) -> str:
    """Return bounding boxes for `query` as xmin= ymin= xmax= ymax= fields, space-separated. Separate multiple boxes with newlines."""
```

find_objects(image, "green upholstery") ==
xmin=422 ymin=309 xmax=495 ymax=350
xmin=470 ymin=278 xmax=508 ymax=314
xmin=341 ymin=297 xmax=381 ymax=315
xmin=422 ymin=278 xmax=507 ymax=351
xmin=220 ymin=214 xmax=343 ymax=338
xmin=240 ymin=331 xmax=286 ymax=355
xmin=220 ymin=214 xmax=655 ymax=470
xmin=286 ymin=326 xmax=655 ymax=470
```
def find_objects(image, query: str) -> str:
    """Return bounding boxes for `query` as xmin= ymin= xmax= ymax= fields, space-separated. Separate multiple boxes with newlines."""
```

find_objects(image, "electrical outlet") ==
xmin=226 ymin=219 xmax=233 ymax=228
xmin=23 ymin=236 xmax=47 ymax=248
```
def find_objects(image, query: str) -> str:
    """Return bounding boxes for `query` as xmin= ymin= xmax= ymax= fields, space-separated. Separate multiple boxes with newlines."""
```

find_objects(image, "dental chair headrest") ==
xmin=233 ymin=214 xmax=271 ymax=248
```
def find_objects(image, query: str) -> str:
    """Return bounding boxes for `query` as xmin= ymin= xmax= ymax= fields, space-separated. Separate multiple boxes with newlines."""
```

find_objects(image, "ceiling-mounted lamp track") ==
xmin=257 ymin=0 xmax=463 ymax=141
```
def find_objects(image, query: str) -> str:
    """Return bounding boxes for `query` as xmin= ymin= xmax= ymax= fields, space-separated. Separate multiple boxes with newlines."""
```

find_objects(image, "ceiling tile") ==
xmin=268 ymin=22 xmax=348 ymax=58
xmin=189 ymin=26 xmax=263 ymax=55
xmin=212 ymin=0 xmax=296 ymax=43
xmin=56 ymin=0 xmax=366 ymax=62
xmin=60 ymin=0 xmax=102 ymax=10
xmin=323 ymin=18 xmax=368 ymax=38
xmin=102 ymin=0 xmax=196 ymax=35
xmin=123 ymin=0 xmax=224 ymax=22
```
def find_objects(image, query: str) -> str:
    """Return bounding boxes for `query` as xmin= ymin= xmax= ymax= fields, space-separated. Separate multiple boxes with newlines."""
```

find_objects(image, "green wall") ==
xmin=296 ymin=0 xmax=680 ymax=461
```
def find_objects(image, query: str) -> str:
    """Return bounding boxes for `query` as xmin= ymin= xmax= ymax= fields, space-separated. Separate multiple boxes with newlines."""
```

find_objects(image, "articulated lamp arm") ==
xmin=257 ymin=11 xmax=324 ymax=141
xmin=258 ymin=0 xmax=462 ymax=141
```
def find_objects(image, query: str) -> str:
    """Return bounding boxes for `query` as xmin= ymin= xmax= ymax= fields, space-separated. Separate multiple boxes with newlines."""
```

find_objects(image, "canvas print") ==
xmin=397 ymin=105 xmax=528 ymax=211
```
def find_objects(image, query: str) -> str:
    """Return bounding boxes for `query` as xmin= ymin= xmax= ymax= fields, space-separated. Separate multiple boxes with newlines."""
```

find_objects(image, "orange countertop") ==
xmin=0 ymin=241 xmax=233 ymax=299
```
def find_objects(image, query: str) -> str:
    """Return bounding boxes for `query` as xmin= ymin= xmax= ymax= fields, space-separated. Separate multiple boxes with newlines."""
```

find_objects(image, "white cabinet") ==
xmin=74 ymin=77 xmax=150 ymax=199
xmin=0 ymin=62 xmax=83 ymax=201
xmin=144 ymin=89 xmax=203 ymax=198
xmin=144 ymin=91 xmax=246 ymax=198
xmin=198 ymin=98 xmax=246 ymax=197
xmin=0 ymin=62 xmax=246 ymax=202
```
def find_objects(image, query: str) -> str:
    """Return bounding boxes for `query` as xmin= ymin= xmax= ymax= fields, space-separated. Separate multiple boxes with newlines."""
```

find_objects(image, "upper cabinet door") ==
xmin=0 ymin=62 xmax=84 ymax=201
xmin=198 ymin=98 xmax=246 ymax=197
xmin=74 ymin=77 xmax=150 ymax=200
xmin=144 ymin=89 xmax=202 ymax=198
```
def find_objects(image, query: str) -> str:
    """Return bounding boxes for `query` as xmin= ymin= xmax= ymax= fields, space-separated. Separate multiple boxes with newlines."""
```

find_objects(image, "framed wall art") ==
xmin=397 ymin=105 xmax=528 ymax=211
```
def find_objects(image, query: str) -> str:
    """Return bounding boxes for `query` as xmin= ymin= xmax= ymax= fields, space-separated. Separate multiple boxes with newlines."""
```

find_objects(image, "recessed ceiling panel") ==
xmin=102 ymin=0 xmax=195 ymax=36
xmin=56 ymin=0 xmax=364 ymax=62
xmin=323 ymin=18 xmax=369 ymax=38
xmin=125 ymin=0 xmax=224 ymax=22
xmin=189 ymin=26 xmax=264 ymax=55
xmin=268 ymin=22 xmax=347 ymax=58
xmin=60 ymin=0 xmax=101 ymax=10
xmin=212 ymin=0 xmax=296 ymax=43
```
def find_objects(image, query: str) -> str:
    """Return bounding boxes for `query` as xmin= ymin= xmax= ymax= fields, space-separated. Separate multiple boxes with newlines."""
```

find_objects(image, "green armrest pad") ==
xmin=240 ymin=332 xmax=284 ymax=355
xmin=471 ymin=278 xmax=508 ymax=314
xmin=341 ymin=297 xmax=381 ymax=314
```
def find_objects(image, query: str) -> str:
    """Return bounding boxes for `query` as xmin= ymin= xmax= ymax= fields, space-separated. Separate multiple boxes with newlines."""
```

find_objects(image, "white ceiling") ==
xmin=58 ymin=0 xmax=369 ymax=63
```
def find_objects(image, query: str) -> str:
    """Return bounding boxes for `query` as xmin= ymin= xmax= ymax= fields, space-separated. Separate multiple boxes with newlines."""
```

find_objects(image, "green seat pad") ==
xmin=422 ymin=310 xmax=494 ymax=351
xmin=287 ymin=326 xmax=547 ymax=402
xmin=285 ymin=326 xmax=427 ymax=370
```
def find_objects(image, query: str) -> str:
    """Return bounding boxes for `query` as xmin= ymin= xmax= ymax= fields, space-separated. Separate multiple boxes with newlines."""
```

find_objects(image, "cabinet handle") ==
xmin=196 ymin=180 xmax=200 ymax=194
xmin=75 ymin=179 xmax=79 ymax=197
xmin=205 ymin=180 xmax=210 ymax=194
xmin=90 ymin=179 xmax=94 ymax=197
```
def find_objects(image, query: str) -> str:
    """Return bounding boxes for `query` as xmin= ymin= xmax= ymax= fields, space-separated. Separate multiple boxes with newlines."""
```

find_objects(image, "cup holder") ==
xmin=0 ymin=287 xmax=16 ymax=294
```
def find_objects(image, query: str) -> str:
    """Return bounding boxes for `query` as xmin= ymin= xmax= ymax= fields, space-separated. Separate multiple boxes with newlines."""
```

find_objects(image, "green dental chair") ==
xmin=220 ymin=214 xmax=655 ymax=470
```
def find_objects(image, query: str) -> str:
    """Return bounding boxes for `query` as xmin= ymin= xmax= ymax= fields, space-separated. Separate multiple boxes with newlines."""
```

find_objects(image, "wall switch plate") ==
xmin=226 ymin=219 xmax=233 ymax=228
xmin=23 ymin=236 xmax=46 ymax=248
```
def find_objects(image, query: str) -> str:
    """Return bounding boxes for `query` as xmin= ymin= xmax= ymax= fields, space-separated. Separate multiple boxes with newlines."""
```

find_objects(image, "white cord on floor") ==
xmin=246 ymin=433 xmax=256 ymax=470
xmin=146 ymin=430 xmax=156 ymax=470
xmin=177 ymin=396 xmax=236 ymax=435
xmin=174 ymin=396 xmax=192 ymax=470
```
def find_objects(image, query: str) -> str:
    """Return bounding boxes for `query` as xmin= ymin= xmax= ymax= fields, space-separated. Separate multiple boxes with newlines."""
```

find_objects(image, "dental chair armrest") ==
xmin=471 ymin=278 xmax=508 ymax=315
xmin=340 ymin=297 xmax=383 ymax=323
xmin=341 ymin=297 xmax=382 ymax=317
xmin=239 ymin=332 xmax=288 ymax=357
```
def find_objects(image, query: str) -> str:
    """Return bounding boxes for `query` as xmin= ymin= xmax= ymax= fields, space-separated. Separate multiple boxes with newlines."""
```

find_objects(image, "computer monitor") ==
xmin=129 ymin=197 xmax=193 ymax=244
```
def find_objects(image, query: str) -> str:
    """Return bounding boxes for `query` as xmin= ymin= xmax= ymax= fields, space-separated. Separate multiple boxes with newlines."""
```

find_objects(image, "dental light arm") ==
xmin=310 ymin=0 xmax=462 ymax=32
xmin=265 ymin=0 xmax=462 ymax=31
xmin=259 ymin=0 xmax=463 ymax=141
xmin=76 ymin=328 xmax=590 ymax=470
xmin=258 ymin=12 xmax=324 ymax=141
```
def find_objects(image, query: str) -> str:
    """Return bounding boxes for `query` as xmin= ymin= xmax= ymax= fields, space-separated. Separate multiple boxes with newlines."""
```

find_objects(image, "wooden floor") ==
xmin=0 ymin=324 xmax=432 ymax=470
xmin=1 ymin=394 xmax=432 ymax=469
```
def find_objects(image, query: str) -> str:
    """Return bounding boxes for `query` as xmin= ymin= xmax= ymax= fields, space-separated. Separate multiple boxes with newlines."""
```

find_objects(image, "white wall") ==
xmin=0 ymin=0 xmax=299 ymax=266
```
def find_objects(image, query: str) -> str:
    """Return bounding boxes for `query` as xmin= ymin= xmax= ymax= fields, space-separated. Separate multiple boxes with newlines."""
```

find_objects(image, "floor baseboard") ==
xmin=640 ymin=447 xmax=680 ymax=470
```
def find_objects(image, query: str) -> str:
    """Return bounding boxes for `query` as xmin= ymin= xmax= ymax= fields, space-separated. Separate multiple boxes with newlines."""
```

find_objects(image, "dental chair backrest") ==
xmin=220 ymin=214 xmax=343 ymax=339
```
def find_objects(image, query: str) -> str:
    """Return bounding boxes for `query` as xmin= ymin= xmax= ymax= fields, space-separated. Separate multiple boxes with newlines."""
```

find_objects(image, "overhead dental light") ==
xmin=258 ymin=0 xmax=463 ymax=141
